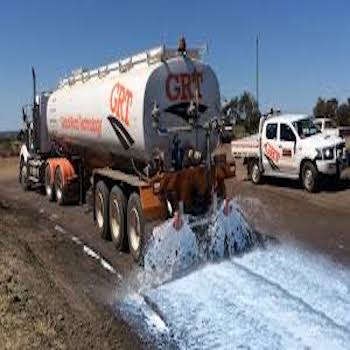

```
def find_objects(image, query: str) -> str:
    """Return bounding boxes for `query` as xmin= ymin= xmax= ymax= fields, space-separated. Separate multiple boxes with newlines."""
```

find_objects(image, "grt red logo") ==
xmin=166 ymin=72 xmax=203 ymax=102
xmin=264 ymin=142 xmax=280 ymax=163
xmin=110 ymin=82 xmax=133 ymax=127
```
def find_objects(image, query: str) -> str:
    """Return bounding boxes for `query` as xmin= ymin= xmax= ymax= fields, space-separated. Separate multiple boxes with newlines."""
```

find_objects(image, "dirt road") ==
xmin=220 ymin=138 xmax=350 ymax=266
xmin=0 ymin=157 xmax=350 ymax=348
xmin=0 ymin=158 xmax=147 ymax=349
xmin=227 ymin=166 xmax=350 ymax=267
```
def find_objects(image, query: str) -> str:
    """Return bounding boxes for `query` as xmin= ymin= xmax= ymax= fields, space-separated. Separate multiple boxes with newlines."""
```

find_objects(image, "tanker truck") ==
xmin=19 ymin=38 xmax=236 ymax=263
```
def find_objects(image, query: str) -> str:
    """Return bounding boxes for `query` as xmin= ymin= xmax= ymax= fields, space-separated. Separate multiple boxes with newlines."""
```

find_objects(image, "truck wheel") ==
xmin=302 ymin=161 xmax=318 ymax=192
xmin=95 ymin=181 xmax=110 ymax=239
xmin=127 ymin=193 xmax=145 ymax=263
xmin=54 ymin=166 xmax=67 ymax=205
xmin=20 ymin=162 xmax=30 ymax=191
xmin=45 ymin=164 xmax=55 ymax=201
xmin=109 ymin=185 xmax=127 ymax=251
xmin=250 ymin=159 xmax=262 ymax=184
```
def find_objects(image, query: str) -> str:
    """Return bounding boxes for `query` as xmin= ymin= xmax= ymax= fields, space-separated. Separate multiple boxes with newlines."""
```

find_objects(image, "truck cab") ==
xmin=19 ymin=91 xmax=51 ymax=191
xmin=232 ymin=113 xmax=348 ymax=192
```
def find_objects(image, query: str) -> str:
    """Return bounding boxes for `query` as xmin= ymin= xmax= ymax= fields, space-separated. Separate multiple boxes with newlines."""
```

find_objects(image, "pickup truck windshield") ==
xmin=293 ymin=119 xmax=319 ymax=138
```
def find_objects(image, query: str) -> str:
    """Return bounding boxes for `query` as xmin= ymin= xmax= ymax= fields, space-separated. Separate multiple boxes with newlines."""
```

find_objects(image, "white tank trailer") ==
xmin=46 ymin=46 xmax=220 ymax=173
xmin=19 ymin=39 xmax=236 ymax=262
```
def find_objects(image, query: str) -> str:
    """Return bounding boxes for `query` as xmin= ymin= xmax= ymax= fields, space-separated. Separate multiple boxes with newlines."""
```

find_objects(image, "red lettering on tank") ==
xmin=110 ymin=82 xmax=133 ymax=126
xmin=166 ymin=74 xmax=181 ymax=101
xmin=60 ymin=116 xmax=102 ymax=136
xmin=124 ymin=89 xmax=133 ymax=127
xmin=166 ymin=72 xmax=203 ymax=102
xmin=117 ymin=84 xmax=125 ymax=120
xmin=180 ymin=73 xmax=192 ymax=100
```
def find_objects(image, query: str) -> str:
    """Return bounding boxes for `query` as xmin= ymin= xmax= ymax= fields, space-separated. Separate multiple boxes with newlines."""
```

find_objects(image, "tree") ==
xmin=336 ymin=100 xmax=350 ymax=126
xmin=238 ymin=92 xmax=260 ymax=133
xmin=222 ymin=96 xmax=240 ymax=123
xmin=313 ymin=97 xmax=350 ymax=126
xmin=223 ymin=92 xmax=260 ymax=133
xmin=313 ymin=97 xmax=327 ymax=117
xmin=326 ymin=98 xmax=338 ymax=120
xmin=313 ymin=97 xmax=338 ymax=119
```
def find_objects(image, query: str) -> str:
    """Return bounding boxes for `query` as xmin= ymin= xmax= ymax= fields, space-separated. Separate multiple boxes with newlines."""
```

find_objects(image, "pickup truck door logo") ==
xmin=264 ymin=142 xmax=280 ymax=170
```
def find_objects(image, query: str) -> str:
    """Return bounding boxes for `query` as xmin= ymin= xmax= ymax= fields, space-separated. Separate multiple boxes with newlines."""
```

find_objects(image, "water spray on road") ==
xmin=138 ymin=200 xmax=257 ymax=289
xmin=117 ymin=201 xmax=350 ymax=349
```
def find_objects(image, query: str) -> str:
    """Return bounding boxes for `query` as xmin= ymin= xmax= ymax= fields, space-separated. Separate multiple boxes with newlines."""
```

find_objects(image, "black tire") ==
xmin=95 ymin=181 xmax=110 ymax=239
xmin=250 ymin=159 xmax=262 ymax=185
xmin=302 ymin=161 xmax=318 ymax=192
xmin=54 ymin=166 xmax=67 ymax=205
xmin=20 ymin=161 xmax=30 ymax=191
xmin=327 ymin=173 xmax=340 ymax=190
xmin=109 ymin=185 xmax=127 ymax=251
xmin=45 ymin=164 xmax=55 ymax=201
xmin=127 ymin=193 xmax=145 ymax=263
xmin=333 ymin=173 xmax=340 ymax=188
xmin=333 ymin=166 xmax=341 ymax=187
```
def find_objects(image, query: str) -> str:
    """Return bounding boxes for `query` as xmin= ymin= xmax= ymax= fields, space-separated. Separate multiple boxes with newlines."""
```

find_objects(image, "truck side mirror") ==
xmin=22 ymin=108 xmax=27 ymax=123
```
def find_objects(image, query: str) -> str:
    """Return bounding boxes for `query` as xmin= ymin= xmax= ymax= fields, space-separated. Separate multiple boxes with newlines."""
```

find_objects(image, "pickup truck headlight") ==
xmin=323 ymin=147 xmax=334 ymax=160
xmin=315 ymin=149 xmax=322 ymax=160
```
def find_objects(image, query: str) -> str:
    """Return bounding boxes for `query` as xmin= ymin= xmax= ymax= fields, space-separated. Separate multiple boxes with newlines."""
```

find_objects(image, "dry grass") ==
xmin=0 ymin=213 xmax=67 ymax=350
xmin=0 ymin=139 xmax=20 ymax=158
xmin=0 ymin=158 xmax=18 ymax=182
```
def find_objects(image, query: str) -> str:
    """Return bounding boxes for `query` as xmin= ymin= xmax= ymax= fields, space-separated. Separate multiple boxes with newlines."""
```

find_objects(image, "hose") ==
xmin=131 ymin=158 xmax=151 ymax=183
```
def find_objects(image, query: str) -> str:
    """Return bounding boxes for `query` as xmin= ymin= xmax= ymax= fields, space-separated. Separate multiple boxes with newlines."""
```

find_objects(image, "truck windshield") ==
xmin=293 ymin=119 xmax=319 ymax=138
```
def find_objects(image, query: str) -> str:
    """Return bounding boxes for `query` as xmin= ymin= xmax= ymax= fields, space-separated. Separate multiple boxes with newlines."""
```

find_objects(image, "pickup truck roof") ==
xmin=266 ymin=114 xmax=309 ymax=124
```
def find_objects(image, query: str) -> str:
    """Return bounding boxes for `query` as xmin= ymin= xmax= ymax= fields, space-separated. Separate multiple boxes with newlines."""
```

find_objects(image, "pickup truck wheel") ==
xmin=127 ymin=193 xmax=145 ymax=264
xmin=95 ymin=181 xmax=110 ymax=239
xmin=250 ymin=160 xmax=262 ymax=184
xmin=302 ymin=161 xmax=318 ymax=192
xmin=20 ymin=162 xmax=30 ymax=191
xmin=45 ymin=164 xmax=55 ymax=201
xmin=109 ymin=185 xmax=127 ymax=251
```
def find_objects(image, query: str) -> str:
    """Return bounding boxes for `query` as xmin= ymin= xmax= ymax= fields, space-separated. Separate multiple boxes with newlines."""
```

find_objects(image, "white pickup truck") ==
xmin=231 ymin=113 xmax=348 ymax=192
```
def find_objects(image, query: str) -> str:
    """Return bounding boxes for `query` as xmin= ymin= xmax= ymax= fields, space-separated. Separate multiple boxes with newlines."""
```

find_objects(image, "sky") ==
xmin=1 ymin=0 xmax=350 ymax=131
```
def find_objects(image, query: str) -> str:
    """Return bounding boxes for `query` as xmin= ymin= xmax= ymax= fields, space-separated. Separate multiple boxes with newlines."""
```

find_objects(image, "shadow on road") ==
xmin=261 ymin=176 xmax=350 ymax=193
